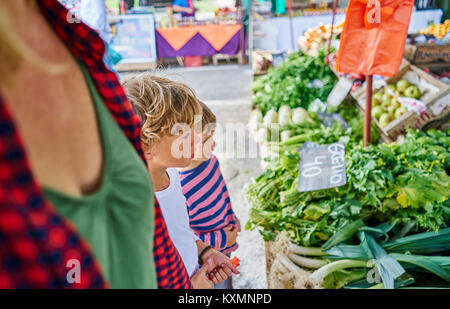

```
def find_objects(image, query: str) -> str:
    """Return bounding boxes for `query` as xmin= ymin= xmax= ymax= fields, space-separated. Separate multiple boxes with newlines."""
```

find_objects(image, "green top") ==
xmin=43 ymin=61 xmax=157 ymax=289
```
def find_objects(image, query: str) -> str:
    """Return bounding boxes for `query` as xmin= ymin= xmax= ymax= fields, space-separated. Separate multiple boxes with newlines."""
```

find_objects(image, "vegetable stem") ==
xmin=288 ymin=253 xmax=327 ymax=269
xmin=289 ymin=243 xmax=326 ymax=256
xmin=310 ymin=259 xmax=369 ymax=286
xmin=277 ymin=253 xmax=311 ymax=277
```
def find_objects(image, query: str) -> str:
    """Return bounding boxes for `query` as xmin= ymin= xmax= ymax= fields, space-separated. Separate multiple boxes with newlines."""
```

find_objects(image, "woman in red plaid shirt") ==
xmin=0 ymin=0 xmax=191 ymax=289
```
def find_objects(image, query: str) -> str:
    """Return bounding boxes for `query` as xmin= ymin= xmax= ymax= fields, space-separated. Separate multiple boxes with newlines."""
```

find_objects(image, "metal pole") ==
xmin=364 ymin=75 xmax=373 ymax=147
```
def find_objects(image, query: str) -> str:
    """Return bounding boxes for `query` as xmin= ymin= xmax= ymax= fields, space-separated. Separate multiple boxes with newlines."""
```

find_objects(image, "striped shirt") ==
xmin=179 ymin=155 xmax=238 ymax=255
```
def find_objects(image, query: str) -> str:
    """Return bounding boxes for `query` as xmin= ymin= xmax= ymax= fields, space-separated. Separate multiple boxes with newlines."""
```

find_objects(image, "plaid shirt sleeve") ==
xmin=0 ymin=0 xmax=192 ymax=289
xmin=153 ymin=198 xmax=193 ymax=289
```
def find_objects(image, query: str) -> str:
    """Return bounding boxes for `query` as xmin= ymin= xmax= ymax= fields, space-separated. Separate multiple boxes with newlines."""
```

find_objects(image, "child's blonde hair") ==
xmin=200 ymin=101 xmax=216 ymax=128
xmin=122 ymin=74 xmax=202 ymax=147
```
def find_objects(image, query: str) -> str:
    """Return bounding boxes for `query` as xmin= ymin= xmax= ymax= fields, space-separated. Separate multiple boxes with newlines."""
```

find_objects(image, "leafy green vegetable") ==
xmin=252 ymin=50 xmax=337 ymax=114
xmin=246 ymin=128 xmax=450 ymax=247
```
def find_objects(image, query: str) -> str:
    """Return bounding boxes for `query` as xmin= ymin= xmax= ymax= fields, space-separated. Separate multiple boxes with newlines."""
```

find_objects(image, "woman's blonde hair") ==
xmin=122 ymin=74 xmax=202 ymax=148
xmin=0 ymin=0 xmax=66 ymax=86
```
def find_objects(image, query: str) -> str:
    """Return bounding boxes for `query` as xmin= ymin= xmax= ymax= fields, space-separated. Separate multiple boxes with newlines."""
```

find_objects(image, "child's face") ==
xmin=146 ymin=128 xmax=195 ymax=168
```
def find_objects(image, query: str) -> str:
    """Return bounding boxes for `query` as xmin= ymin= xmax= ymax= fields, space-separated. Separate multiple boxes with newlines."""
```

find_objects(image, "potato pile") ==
xmin=371 ymin=79 xmax=422 ymax=128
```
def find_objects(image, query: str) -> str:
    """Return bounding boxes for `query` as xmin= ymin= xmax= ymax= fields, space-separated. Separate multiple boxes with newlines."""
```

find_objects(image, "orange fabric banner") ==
xmin=196 ymin=25 xmax=242 ymax=51
xmin=157 ymin=27 xmax=199 ymax=51
xmin=157 ymin=25 xmax=242 ymax=51
xmin=336 ymin=0 xmax=414 ymax=77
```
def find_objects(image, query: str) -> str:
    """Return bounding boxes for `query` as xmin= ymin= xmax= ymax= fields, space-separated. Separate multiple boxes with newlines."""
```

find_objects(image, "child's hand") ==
xmin=191 ymin=260 xmax=213 ymax=289
xmin=224 ymin=225 xmax=238 ymax=247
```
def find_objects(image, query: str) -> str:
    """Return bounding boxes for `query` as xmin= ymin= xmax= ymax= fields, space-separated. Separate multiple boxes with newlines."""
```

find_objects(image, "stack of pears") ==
xmin=371 ymin=79 xmax=422 ymax=128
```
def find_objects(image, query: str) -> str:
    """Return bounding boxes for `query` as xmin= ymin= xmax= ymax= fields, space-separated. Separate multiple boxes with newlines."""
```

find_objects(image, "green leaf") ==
xmin=360 ymin=232 xmax=405 ymax=289
xmin=390 ymin=253 xmax=450 ymax=282
xmin=322 ymin=219 xmax=365 ymax=250
xmin=383 ymin=227 xmax=450 ymax=254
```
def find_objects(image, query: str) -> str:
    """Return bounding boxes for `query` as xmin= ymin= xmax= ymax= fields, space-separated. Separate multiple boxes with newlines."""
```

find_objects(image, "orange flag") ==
xmin=336 ymin=0 xmax=414 ymax=77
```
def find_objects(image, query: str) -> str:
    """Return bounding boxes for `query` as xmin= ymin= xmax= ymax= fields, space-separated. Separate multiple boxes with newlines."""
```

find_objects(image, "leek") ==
xmin=288 ymin=253 xmax=327 ymax=269
xmin=309 ymin=259 xmax=369 ymax=286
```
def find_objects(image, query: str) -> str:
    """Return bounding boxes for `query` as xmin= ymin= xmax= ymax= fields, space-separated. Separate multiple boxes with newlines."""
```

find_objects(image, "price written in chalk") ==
xmin=298 ymin=142 xmax=347 ymax=192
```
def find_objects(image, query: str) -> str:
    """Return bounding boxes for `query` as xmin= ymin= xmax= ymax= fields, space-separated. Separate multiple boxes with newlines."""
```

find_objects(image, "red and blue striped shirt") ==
xmin=179 ymin=155 xmax=238 ymax=255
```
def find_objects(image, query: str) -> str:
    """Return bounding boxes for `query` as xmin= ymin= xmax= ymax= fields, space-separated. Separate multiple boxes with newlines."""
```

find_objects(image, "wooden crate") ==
xmin=404 ymin=43 xmax=450 ymax=65
xmin=265 ymin=241 xmax=275 ymax=283
xmin=356 ymin=63 xmax=450 ymax=140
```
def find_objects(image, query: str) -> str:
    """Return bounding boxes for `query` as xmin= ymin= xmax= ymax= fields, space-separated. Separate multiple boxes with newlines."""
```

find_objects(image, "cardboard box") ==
xmin=404 ymin=43 xmax=450 ymax=65
xmin=357 ymin=63 xmax=450 ymax=140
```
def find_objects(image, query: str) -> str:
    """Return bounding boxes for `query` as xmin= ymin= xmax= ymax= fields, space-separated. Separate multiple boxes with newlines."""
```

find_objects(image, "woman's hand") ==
xmin=201 ymin=249 xmax=240 ymax=285
xmin=191 ymin=260 xmax=213 ymax=289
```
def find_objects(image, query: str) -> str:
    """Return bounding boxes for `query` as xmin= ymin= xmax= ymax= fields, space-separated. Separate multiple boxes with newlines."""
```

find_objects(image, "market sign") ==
xmin=108 ymin=14 xmax=157 ymax=64
xmin=297 ymin=142 xmax=347 ymax=192
xmin=336 ymin=0 xmax=415 ymax=77
xmin=327 ymin=77 xmax=353 ymax=107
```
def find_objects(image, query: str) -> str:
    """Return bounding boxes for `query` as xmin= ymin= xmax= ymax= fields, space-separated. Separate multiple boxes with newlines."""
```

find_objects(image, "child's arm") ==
xmin=195 ymin=229 xmax=229 ymax=252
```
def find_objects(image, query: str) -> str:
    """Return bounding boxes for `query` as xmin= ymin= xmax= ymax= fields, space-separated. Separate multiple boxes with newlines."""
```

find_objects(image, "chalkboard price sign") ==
xmin=298 ymin=142 xmax=320 ymax=151
xmin=298 ymin=142 xmax=347 ymax=192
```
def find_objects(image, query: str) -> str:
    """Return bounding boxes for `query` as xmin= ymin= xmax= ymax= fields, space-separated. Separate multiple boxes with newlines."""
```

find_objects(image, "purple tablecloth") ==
xmin=156 ymin=30 xmax=243 ymax=58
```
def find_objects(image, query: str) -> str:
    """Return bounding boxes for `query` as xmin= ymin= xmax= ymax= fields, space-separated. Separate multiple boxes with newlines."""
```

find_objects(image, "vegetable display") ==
xmin=371 ymin=79 xmax=422 ymax=127
xmin=246 ymin=127 xmax=450 ymax=288
xmin=298 ymin=22 xmax=344 ymax=57
xmin=248 ymin=46 xmax=450 ymax=289
xmin=419 ymin=20 xmax=450 ymax=40
xmin=269 ymin=227 xmax=450 ymax=289
xmin=251 ymin=50 xmax=337 ymax=115
xmin=246 ymin=128 xmax=449 ymax=245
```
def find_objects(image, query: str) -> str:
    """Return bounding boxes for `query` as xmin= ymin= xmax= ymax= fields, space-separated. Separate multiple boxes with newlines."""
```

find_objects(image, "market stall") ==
xmin=153 ymin=4 xmax=246 ymax=64
xmin=247 ymin=53 xmax=450 ymax=290
xmin=254 ymin=9 xmax=443 ymax=52
xmin=245 ymin=0 xmax=450 ymax=289
xmin=250 ymin=0 xmax=444 ymax=53
xmin=155 ymin=24 xmax=244 ymax=58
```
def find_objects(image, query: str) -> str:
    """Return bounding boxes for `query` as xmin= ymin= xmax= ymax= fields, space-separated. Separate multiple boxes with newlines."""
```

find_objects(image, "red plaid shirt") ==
xmin=0 ymin=0 xmax=192 ymax=289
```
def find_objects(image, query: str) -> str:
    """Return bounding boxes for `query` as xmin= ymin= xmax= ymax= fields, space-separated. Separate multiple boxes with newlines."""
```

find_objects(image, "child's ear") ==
xmin=144 ymin=152 xmax=153 ymax=161
xmin=143 ymin=144 xmax=155 ymax=161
